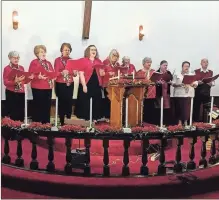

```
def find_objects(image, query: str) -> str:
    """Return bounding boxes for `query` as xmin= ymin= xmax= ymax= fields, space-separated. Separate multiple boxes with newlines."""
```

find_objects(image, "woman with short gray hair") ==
xmin=3 ymin=51 xmax=31 ymax=121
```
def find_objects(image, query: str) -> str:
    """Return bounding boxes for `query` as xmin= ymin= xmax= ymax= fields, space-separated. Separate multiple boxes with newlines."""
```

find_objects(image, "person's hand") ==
xmin=62 ymin=70 xmax=69 ymax=75
xmin=198 ymin=80 xmax=203 ymax=85
xmin=157 ymin=79 xmax=165 ymax=84
xmin=15 ymin=75 xmax=25 ymax=83
xmin=28 ymin=74 xmax=34 ymax=80
xmin=99 ymin=69 xmax=105 ymax=76
xmin=38 ymin=72 xmax=47 ymax=80
xmin=83 ymin=85 xmax=88 ymax=93
xmin=207 ymin=82 xmax=213 ymax=87
xmin=73 ymin=70 xmax=78 ymax=77
xmin=109 ymin=72 xmax=115 ymax=76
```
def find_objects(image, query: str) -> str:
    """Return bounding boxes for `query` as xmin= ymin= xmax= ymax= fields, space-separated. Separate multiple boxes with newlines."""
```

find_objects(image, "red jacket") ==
xmin=79 ymin=58 xmax=103 ymax=86
xmin=3 ymin=65 xmax=25 ymax=93
xmin=28 ymin=59 xmax=54 ymax=89
xmin=54 ymin=56 xmax=73 ymax=83
xmin=117 ymin=64 xmax=136 ymax=75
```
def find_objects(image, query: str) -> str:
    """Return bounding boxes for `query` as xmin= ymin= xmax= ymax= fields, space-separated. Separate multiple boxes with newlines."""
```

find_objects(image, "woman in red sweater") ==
xmin=28 ymin=45 xmax=54 ymax=124
xmin=3 ymin=51 xmax=32 ymax=121
xmin=74 ymin=45 xmax=104 ymax=121
xmin=54 ymin=43 xmax=76 ymax=125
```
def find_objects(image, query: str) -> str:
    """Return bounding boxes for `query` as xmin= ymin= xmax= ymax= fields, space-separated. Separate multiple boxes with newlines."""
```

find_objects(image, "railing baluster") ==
xmin=209 ymin=134 xmax=217 ymax=165
xmin=2 ymin=137 xmax=11 ymax=164
xmin=30 ymin=134 xmax=38 ymax=170
xmin=140 ymin=139 xmax=149 ymax=176
xmin=158 ymin=138 xmax=166 ymax=175
xmin=64 ymin=138 xmax=72 ymax=174
xmin=103 ymin=139 xmax=110 ymax=176
xmin=174 ymin=137 xmax=183 ymax=173
xmin=216 ymin=134 xmax=219 ymax=162
xmin=46 ymin=136 xmax=55 ymax=172
xmin=199 ymin=136 xmax=208 ymax=168
xmin=84 ymin=138 xmax=91 ymax=176
xmin=122 ymin=139 xmax=130 ymax=176
xmin=187 ymin=137 xmax=197 ymax=170
xmin=15 ymin=135 xmax=24 ymax=167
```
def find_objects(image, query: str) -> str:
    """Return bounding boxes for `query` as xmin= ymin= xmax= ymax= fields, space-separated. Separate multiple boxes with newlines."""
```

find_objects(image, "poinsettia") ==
xmin=132 ymin=126 xmax=159 ymax=133
xmin=59 ymin=125 xmax=86 ymax=132
xmin=213 ymin=119 xmax=219 ymax=127
xmin=167 ymin=125 xmax=184 ymax=132
xmin=28 ymin=122 xmax=52 ymax=131
xmin=95 ymin=124 xmax=121 ymax=133
xmin=193 ymin=122 xmax=213 ymax=130
xmin=1 ymin=117 xmax=22 ymax=129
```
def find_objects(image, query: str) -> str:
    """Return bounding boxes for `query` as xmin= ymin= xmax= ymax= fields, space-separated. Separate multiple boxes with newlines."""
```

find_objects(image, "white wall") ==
xmin=2 ymin=1 xmax=219 ymax=99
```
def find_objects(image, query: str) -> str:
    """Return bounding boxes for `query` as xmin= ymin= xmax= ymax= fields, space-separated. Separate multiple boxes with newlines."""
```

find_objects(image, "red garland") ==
xmin=59 ymin=125 xmax=86 ymax=132
xmin=193 ymin=122 xmax=213 ymax=130
xmin=131 ymin=126 xmax=159 ymax=133
xmin=167 ymin=125 xmax=184 ymax=132
xmin=28 ymin=122 xmax=52 ymax=131
xmin=109 ymin=79 xmax=150 ymax=86
xmin=95 ymin=124 xmax=121 ymax=133
xmin=1 ymin=117 xmax=22 ymax=129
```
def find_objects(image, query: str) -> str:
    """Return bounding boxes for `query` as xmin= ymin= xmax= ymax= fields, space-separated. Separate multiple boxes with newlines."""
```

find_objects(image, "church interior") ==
xmin=1 ymin=1 xmax=219 ymax=199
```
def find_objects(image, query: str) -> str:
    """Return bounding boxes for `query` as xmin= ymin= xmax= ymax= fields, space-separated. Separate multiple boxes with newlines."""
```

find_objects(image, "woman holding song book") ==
xmin=28 ymin=45 xmax=55 ymax=124
xmin=172 ymin=61 xmax=198 ymax=126
xmin=74 ymin=45 xmax=104 ymax=121
xmin=3 ymin=51 xmax=33 ymax=121
xmin=54 ymin=43 xmax=77 ymax=125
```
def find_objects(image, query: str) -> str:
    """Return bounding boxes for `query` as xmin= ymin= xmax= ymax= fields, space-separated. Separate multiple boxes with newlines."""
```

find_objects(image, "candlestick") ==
xmin=209 ymin=96 xmax=214 ymax=124
xmin=118 ymin=70 xmax=120 ymax=80
xmin=189 ymin=97 xmax=194 ymax=126
xmin=125 ymin=97 xmax=128 ymax=128
xmin=55 ymin=97 xmax=58 ymax=127
xmin=160 ymin=96 xmax=163 ymax=128
xmin=24 ymin=84 xmax=28 ymax=126
xmin=90 ymin=97 xmax=93 ymax=128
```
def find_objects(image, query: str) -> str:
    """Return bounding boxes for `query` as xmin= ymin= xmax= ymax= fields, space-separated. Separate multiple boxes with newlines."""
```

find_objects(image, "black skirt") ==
xmin=75 ymin=70 xmax=103 ymax=120
xmin=175 ymin=97 xmax=191 ymax=121
xmin=55 ymin=82 xmax=74 ymax=123
xmin=102 ymin=88 xmax=111 ymax=119
xmin=5 ymin=89 xmax=25 ymax=121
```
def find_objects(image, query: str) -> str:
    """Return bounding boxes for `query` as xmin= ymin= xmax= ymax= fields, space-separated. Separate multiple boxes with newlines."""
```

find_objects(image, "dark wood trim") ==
xmin=82 ymin=0 xmax=92 ymax=39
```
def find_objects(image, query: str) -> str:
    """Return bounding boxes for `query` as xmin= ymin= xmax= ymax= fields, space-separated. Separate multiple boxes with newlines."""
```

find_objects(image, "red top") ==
xmin=79 ymin=57 xmax=103 ymax=86
xmin=28 ymin=59 xmax=54 ymax=89
xmin=136 ymin=68 xmax=156 ymax=99
xmin=3 ymin=64 xmax=26 ymax=93
xmin=54 ymin=56 xmax=73 ymax=83
xmin=115 ymin=64 xmax=136 ymax=75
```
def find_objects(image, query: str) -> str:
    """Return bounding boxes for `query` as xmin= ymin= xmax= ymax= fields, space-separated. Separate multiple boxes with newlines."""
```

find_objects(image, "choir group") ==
xmin=3 ymin=43 xmax=215 ymax=127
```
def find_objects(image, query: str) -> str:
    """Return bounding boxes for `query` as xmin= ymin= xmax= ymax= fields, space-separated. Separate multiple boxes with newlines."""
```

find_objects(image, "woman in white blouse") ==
xmin=172 ymin=61 xmax=198 ymax=126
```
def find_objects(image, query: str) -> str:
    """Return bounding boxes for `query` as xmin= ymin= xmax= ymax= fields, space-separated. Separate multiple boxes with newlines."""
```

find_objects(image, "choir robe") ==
xmin=28 ymin=59 xmax=54 ymax=124
xmin=54 ymin=56 xmax=74 ymax=125
xmin=74 ymin=57 xmax=104 ymax=120
xmin=136 ymin=68 xmax=157 ymax=124
xmin=193 ymin=68 xmax=214 ymax=122
xmin=115 ymin=64 xmax=136 ymax=76
xmin=3 ymin=64 xmax=26 ymax=121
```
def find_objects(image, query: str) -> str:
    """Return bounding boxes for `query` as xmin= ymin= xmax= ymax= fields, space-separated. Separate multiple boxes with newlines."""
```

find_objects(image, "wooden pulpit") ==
xmin=107 ymin=85 xmax=145 ymax=128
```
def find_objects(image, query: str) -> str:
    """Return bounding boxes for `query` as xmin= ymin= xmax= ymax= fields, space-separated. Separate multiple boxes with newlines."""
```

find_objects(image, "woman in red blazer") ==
xmin=54 ymin=43 xmax=76 ymax=125
xmin=74 ymin=45 xmax=104 ymax=121
xmin=120 ymin=56 xmax=136 ymax=75
xmin=3 ymin=51 xmax=33 ymax=121
xmin=28 ymin=45 xmax=54 ymax=124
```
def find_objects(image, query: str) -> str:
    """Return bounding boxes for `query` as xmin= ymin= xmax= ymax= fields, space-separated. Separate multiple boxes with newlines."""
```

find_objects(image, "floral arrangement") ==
xmin=28 ymin=122 xmax=52 ymax=131
xmin=59 ymin=125 xmax=86 ymax=133
xmin=192 ymin=122 xmax=213 ymax=130
xmin=213 ymin=119 xmax=219 ymax=127
xmin=167 ymin=125 xmax=184 ymax=132
xmin=108 ymin=78 xmax=150 ymax=86
xmin=1 ymin=117 xmax=22 ymax=130
xmin=131 ymin=126 xmax=159 ymax=133
xmin=95 ymin=124 xmax=121 ymax=133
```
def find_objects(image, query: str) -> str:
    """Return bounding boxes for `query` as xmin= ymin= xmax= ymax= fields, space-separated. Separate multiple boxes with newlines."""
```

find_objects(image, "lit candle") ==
xmin=125 ymin=97 xmax=128 ymax=128
xmin=118 ymin=70 xmax=120 ymax=80
xmin=189 ymin=97 xmax=194 ymax=126
xmin=90 ymin=97 xmax=93 ymax=128
xmin=209 ymin=96 xmax=214 ymax=124
xmin=24 ymin=84 xmax=28 ymax=126
xmin=55 ymin=97 xmax=58 ymax=127
xmin=132 ymin=71 xmax=135 ymax=79
xmin=160 ymin=96 xmax=163 ymax=128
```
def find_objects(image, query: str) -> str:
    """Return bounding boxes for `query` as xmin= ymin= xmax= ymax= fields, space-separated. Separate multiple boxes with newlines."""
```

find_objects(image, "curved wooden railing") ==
xmin=1 ymin=126 xmax=219 ymax=177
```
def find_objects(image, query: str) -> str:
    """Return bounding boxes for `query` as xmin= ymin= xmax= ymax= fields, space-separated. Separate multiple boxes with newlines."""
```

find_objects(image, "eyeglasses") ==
xmin=90 ymin=48 xmax=97 ymax=51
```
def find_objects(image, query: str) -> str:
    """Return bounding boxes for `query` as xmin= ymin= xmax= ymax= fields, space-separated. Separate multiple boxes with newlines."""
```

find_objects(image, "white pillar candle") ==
xmin=118 ymin=70 xmax=120 ymax=80
xmin=24 ymin=84 xmax=28 ymax=126
xmin=160 ymin=96 xmax=164 ymax=128
xmin=125 ymin=97 xmax=128 ymax=128
xmin=189 ymin=97 xmax=194 ymax=126
xmin=209 ymin=96 xmax=214 ymax=124
xmin=136 ymin=101 xmax=139 ymax=124
xmin=90 ymin=97 xmax=93 ymax=128
xmin=132 ymin=71 xmax=135 ymax=79
xmin=55 ymin=97 xmax=58 ymax=127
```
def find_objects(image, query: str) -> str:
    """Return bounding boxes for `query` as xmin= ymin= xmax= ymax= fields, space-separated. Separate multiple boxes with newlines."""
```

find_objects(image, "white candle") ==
xmin=189 ymin=97 xmax=194 ymax=126
xmin=118 ymin=70 xmax=120 ymax=80
xmin=209 ymin=96 xmax=214 ymax=124
xmin=132 ymin=71 xmax=135 ymax=79
xmin=136 ymin=102 xmax=139 ymax=124
xmin=55 ymin=97 xmax=58 ymax=127
xmin=160 ymin=96 xmax=164 ymax=128
xmin=24 ymin=84 xmax=28 ymax=126
xmin=90 ymin=97 xmax=93 ymax=128
xmin=125 ymin=98 xmax=128 ymax=128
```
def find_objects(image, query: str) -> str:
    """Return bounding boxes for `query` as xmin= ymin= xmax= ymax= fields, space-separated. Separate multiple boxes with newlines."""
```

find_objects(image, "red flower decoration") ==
xmin=193 ymin=122 xmax=212 ymax=130
xmin=95 ymin=124 xmax=121 ymax=133
xmin=28 ymin=122 xmax=52 ymax=131
xmin=59 ymin=125 xmax=86 ymax=132
xmin=213 ymin=119 xmax=219 ymax=127
xmin=1 ymin=117 xmax=22 ymax=129
xmin=167 ymin=125 xmax=184 ymax=132
xmin=132 ymin=126 xmax=159 ymax=133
